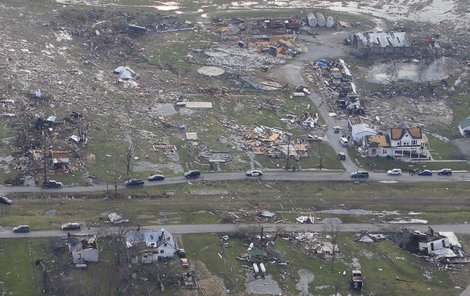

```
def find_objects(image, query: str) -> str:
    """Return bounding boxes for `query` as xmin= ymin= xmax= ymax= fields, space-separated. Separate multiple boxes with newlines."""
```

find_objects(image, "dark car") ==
xmin=13 ymin=225 xmax=30 ymax=233
xmin=246 ymin=170 xmax=263 ymax=177
xmin=338 ymin=152 xmax=346 ymax=161
xmin=125 ymin=178 xmax=145 ymax=187
xmin=0 ymin=196 xmax=12 ymax=205
xmin=184 ymin=170 xmax=201 ymax=179
xmin=147 ymin=174 xmax=165 ymax=181
xmin=350 ymin=171 xmax=369 ymax=179
xmin=61 ymin=222 xmax=81 ymax=231
xmin=42 ymin=180 xmax=63 ymax=189
xmin=437 ymin=168 xmax=452 ymax=176
xmin=418 ymin=170 xmax=432 ymax=176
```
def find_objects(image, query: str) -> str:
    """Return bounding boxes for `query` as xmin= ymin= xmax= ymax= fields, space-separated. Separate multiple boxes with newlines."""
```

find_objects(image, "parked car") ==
xmin=125 ymin=178 xmax=145 ymax=187
xmin=0 ymin=196 xmax=12 ymax=205
xmin=61 ymin=222 xmax=81 ymax=231
xmin=306 ymin=134 xmax=322 ymax=142
xmin=351 ymin=171 xmax=369 ymax=179
xmin=418 ymin=170 xmax=433 ymax=176
xmin=387 ymin=168 xmax=402 ymax=176
xmin=246 ymin=170 xmax=263 ymax=177
xmin=42 ymin=180 xmax=62 ymax=189
xmin=437 ymin=168 xmax=452 ymax=176
xmin=333 ymin=126 xmax=342 ymax=133
xmin=13 ymin=225 xmax=30 ymax=233
xmin=338 ymin=152 xmax=346 ymax=161
xmin=339 ymin=137 xmax=349 ymax=146
xmin=180 ymin=258 xmax=189 ymax=268
xmin=147 ymin=174 xmax=165 ymax=181
xmin=184 ymin=170 xmax=201 ymax=179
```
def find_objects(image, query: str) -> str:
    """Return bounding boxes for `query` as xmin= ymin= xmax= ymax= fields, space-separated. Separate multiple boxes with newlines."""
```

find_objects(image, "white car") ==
xmin=339 ymin=137 xmax=349 ymax=146
xmin=246 ymin=170 xmax=263 ymax=177
xmin=387 ymin=168 xmax=402 ymax=176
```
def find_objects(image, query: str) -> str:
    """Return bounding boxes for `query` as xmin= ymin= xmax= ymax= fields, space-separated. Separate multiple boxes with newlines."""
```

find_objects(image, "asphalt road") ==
xmin=0 ymin=171 xmax=468 ymax=195
xmin=2 ymin=223 xmax=470 ymax=239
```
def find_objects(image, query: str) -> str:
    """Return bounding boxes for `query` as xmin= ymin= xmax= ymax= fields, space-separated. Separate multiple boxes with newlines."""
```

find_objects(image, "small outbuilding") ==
xmin=458 ymin=116 xmax=470 ymax=136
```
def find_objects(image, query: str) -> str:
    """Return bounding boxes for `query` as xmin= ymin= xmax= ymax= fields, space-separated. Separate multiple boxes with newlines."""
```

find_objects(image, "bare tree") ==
xmin=124 ymin=144 xmax=134 ymax=177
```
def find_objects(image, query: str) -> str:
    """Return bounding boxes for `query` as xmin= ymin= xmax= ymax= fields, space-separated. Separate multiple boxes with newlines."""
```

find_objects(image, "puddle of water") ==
xmin=245 ymin=274 xmax=282 ymax=295
xmin=296 ymin=269 xmax=314 ymax=296
xmin=318 ymin=209 xmax=399 ymax=215
xmin=159 ymin=211 xmax=178 ymax=216
xmin=366 ymin=58 xmax=449 ymax=84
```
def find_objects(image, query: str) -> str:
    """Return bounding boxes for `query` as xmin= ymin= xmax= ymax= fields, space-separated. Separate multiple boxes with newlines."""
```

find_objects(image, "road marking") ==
xmin=379 ymin=180 xmax=398 ymax=183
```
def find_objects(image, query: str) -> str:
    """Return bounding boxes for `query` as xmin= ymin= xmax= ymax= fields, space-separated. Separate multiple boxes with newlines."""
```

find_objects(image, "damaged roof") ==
xmin=390 ymin=127 xmax=422 ymax=140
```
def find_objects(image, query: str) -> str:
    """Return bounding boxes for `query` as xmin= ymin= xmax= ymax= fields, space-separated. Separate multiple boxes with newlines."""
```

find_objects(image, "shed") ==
xmin=458 ymin=116 xmax=470 ymax=136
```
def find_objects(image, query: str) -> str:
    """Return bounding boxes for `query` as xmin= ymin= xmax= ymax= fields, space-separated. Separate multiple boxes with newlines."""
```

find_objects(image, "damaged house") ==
xmin=391 ymin=228 xmax=467 ymax=261
xmin=349 ymin=31 xmax=412 ymax=56
xmin=67 ymin=235 xmax=99 ymax=264
xmin=126 ymin=229 xmax=177 ymax=264
xmin=362 ymin=123 xmax=430 ymax=160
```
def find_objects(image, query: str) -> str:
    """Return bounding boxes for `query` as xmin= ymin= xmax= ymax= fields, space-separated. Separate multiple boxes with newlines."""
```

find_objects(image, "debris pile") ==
xmin=287 ymin=232 xmax=341 ymax=259
xmin=389 ymin=227 xmax=469 ymax=265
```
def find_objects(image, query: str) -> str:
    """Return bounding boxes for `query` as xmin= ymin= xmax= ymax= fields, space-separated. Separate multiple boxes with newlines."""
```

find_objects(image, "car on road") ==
xmin=339 ymin=137 xmax=349 ymax=146
xmin=387 ymin=168 xmax=402 ymax=176
xmin=147 ymin=174 xmax=165 ymax=181
xmin=42 ymin=180 xmax=62 ymax=189
xmin=184 ymin=170 xmax=201 ymax=179
xmin=246 ymin=170 xmax=263 ymax=177
xmin=338 ymin=152 xmax=346 ymax=161
xmin=437 ymin=168 xmax=452 ymax=176
xmin=306 ymin=134 xmax=322 ymax=142
xmin=418 ymin=170 xmax=433 ymax=176
xmin=13 ymin=225 xmax=30 ymax=233
xmin=333 ymin=126 xmax=342 ymax=133
xmin=125 ymin=178 xmax=145 ymax=187
xmin=61 ymin=222 xmax=81 ymax=231
xmin=0 ymin=196 xmax=12 ymax=205
xmin=351 ymin=171 xmax=369 ymax=179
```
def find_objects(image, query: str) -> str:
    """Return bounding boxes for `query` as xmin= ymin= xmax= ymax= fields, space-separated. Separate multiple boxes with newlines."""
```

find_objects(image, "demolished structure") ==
xmin=349 ymin=31 xmax=412 ymax=56
xmin=67 ymin=234 xmax=99 ymax=264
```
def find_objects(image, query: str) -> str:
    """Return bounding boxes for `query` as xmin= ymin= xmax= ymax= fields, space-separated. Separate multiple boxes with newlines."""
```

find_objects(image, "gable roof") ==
xmin=459 ymin=116 xmax=470 ymax=129
xmin=390 ymin=127 xmax=422 ymax=140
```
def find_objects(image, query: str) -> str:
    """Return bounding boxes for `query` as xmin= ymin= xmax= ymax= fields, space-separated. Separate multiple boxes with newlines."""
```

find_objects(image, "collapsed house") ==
xmin=67 ymin=234 xmax=99 ymax=264
xmin=348 ymin=116 xmax=377 ymax=143
xmin=361 ymin=123 xmax=430 ymax=160
xmin=250 ymin=126 xmax=310 ymax=159
xmin=349 ymin=31 xmax=412 ymax=56
xmin=125 ymin=229 xmax=177 ymax=264
xmin=390 ymin=228 xmax=468 ymax=262
xmin=458 ymin=115 xmax=470 ymax=137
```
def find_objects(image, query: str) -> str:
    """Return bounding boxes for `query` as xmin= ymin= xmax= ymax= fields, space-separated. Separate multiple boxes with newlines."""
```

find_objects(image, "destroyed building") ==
xmin=458 ymin=115 xmax=470 ymax=137
xmin=391 ymin=228 xmax=468 ymax=262
xmin=349 ymin=31 xmax=412 ymax=56
xmin=67 ymin=235 xmax=99 ymax=264
xmin=125 ymin=229 xmax=177 ymax=264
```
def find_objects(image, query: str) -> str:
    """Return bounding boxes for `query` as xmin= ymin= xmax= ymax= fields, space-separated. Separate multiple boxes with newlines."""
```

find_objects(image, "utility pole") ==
xmin=285 ymin=134 xmax=291 ymax=170
xmin=43 ymin=131 xmax=48 ymax=183
xmin=317 ymin=141 xmax=323 ymax=170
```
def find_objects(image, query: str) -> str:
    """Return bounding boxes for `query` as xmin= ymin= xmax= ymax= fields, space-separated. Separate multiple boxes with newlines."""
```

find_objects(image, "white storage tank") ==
xmin=307 ymin=13 xmax=317 ymax=27
xmin=315 ymin=12 xmax=326 ymax=27
xmin=326 ymin=16 xmax=335 ymax=28
xmin=253 ymin=263 xmax=259 ymax=274
xmin=259 ymin=263 xmax=266 ymax=273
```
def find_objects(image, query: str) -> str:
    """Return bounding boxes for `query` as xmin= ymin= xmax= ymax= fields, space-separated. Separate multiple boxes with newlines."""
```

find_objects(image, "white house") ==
xmin=68 ymin=235 xmax=99 ymax=263
xmin=458 ymin=116 xmax=470 ymax=136
xmin=126 ymin=229 xmax=177 ymax=263
xmin=362 ymin=124 xmax=430 ymax=160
